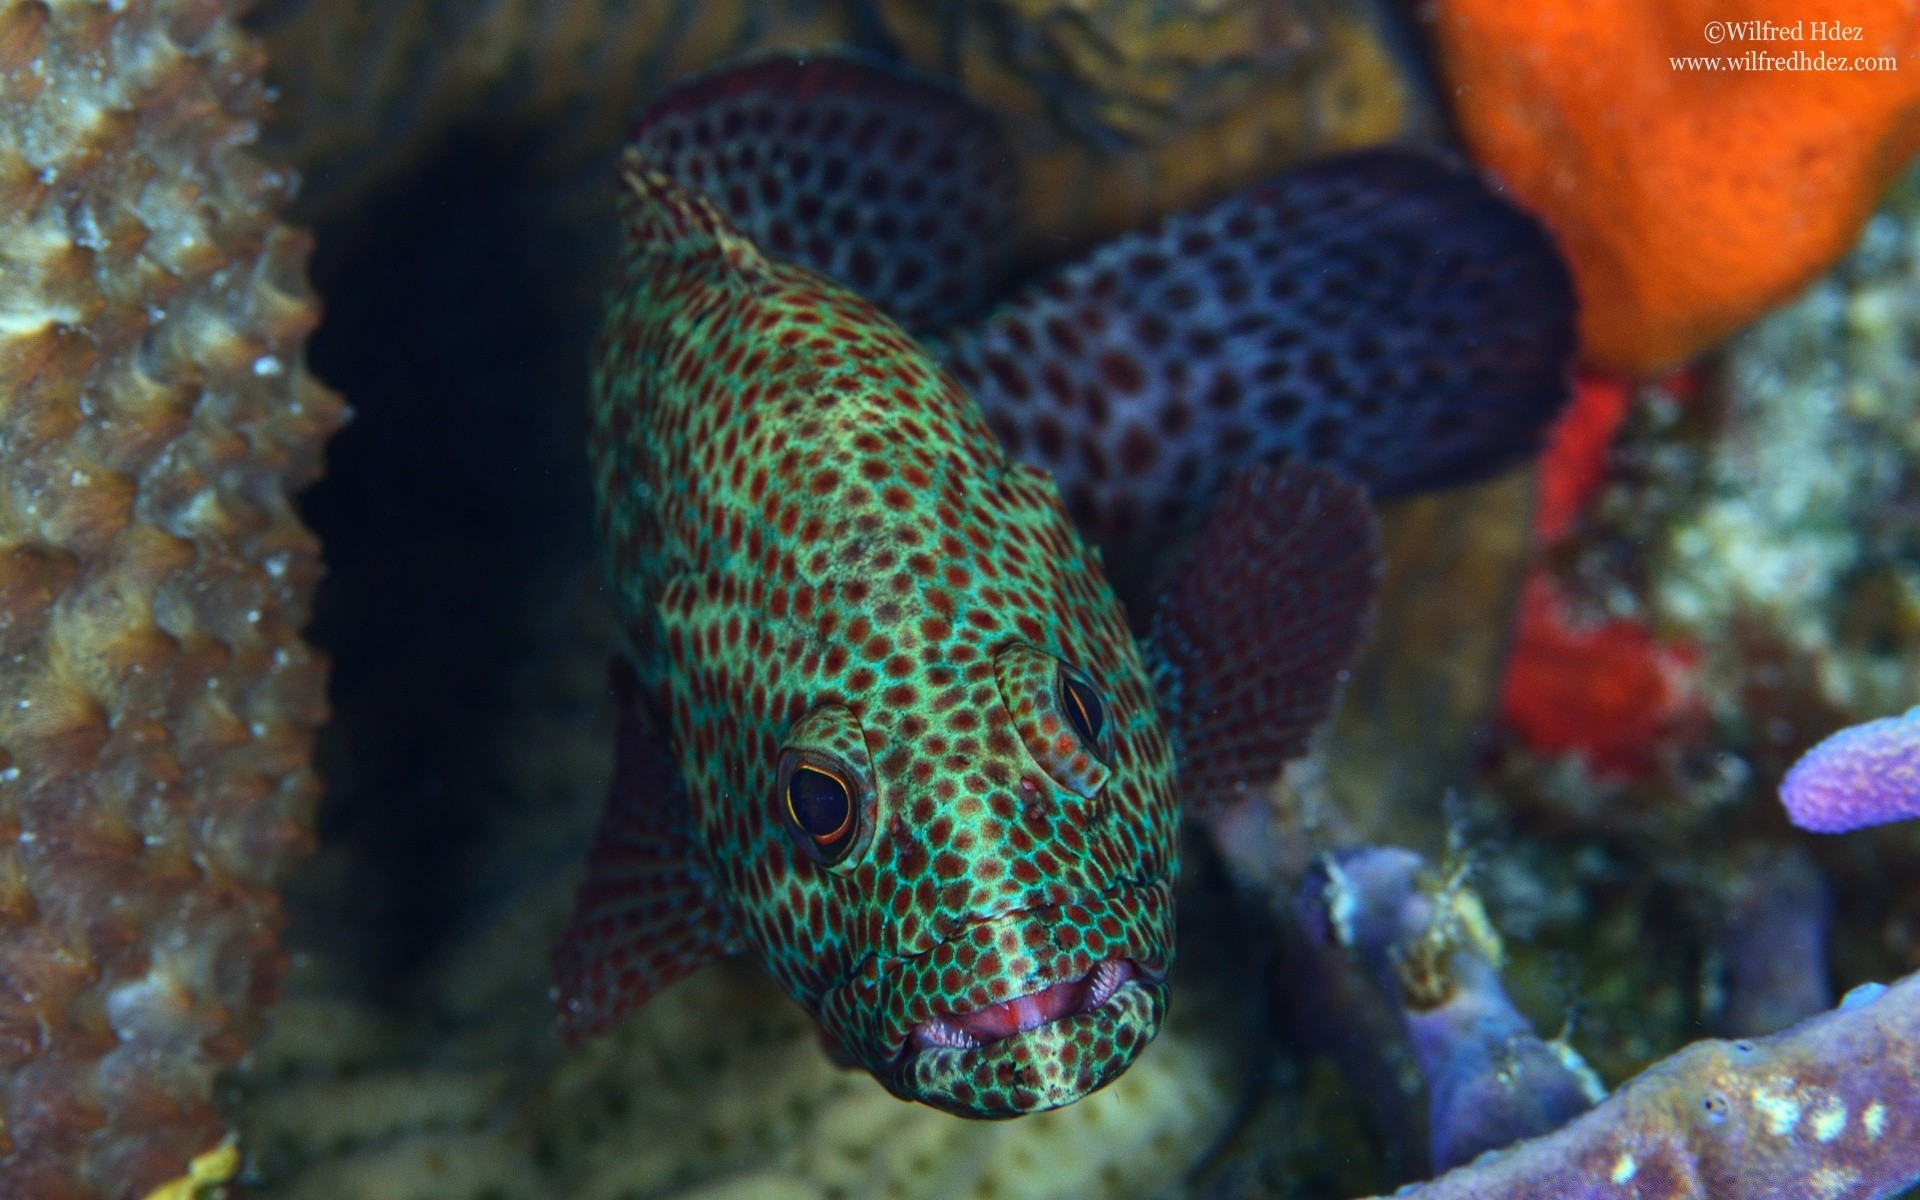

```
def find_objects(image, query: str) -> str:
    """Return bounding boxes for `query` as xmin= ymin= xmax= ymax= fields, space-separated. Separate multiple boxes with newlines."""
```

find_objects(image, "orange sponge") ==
xmin=1432 ymin=1 xmax=1920 ymax=372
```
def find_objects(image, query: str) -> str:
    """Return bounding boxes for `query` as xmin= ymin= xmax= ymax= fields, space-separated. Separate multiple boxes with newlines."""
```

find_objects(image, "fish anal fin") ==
xmin=552 ymin=659 xmax=742 ymax=1042
xmin=1148 ymin=460 xmax=1381 ymax=815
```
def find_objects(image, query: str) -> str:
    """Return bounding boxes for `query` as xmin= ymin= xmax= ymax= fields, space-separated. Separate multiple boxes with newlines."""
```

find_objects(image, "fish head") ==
xmin=759 ymin=621 xmax=1180 ymax=1116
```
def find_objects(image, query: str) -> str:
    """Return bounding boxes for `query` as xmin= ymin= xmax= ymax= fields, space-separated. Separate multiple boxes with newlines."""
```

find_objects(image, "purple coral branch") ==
xmin=1781 ymin=706 xmax=1920 ymax=832
xmin=1367 ymin=973 xmax=1920 ymax=1200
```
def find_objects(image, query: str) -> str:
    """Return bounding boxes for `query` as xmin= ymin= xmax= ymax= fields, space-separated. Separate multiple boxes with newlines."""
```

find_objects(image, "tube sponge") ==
xmin=1781 ymin=707 xmax=1920 ymax=833
xmin=0 ymin=0 xmax=341 ymax=1194
xmin=1301 ymin=846 xmax=1604 ymax=1173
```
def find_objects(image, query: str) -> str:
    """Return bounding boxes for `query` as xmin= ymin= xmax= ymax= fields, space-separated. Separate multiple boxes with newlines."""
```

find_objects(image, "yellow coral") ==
xmin=141 ymin=1137 xmax=240 ymax=1200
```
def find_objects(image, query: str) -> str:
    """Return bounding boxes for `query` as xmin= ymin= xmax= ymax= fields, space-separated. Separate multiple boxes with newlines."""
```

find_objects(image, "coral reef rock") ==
xmin=0 ymin=0 xmax=341 ymax=1194
xmin=251 ymin=0 xmax=868 ymax=222
xmin=877 ymin=0 xmax=1426 ymax=246
xmin=1654 ymin=166 xmax=1920 ymax=744
xmin=255 ymin=0 xmax=1428 ymax=244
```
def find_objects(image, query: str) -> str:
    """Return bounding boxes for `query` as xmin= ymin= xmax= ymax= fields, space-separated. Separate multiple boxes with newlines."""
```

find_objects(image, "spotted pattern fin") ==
xmin=629 ymin=54 xmax=1016 ymax=331
xmin=553 ymin=660 xmax=743 ymax=1042
xmin=944 ymin=149 xmax=1576 ymax=551
xmin=1147 ymin=460 xmax=1381 ymax=813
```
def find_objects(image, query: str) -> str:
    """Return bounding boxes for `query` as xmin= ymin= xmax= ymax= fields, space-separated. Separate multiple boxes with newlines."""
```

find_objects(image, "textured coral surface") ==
xmin=1374 ymin=973 xmax=1920 ymax=1199
xmin=1432 ymin=0 xmax=1920 ymax=372
xmin=0 ymin=0 xmax=340 ymax=1194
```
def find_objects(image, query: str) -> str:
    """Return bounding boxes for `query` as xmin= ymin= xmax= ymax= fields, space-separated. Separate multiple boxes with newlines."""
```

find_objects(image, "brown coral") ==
xmin=0 ymin=0 xmax=341 ymax=1195
xmin=880 ymin=0 xmax=1418 ymax=248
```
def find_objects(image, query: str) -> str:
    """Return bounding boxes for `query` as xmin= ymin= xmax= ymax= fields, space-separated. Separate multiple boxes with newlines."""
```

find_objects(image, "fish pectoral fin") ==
xmin=1145 ymin=460 xmax=1381 ymax=815
xmin=552 ymin=657 xmax=743 ymax=1043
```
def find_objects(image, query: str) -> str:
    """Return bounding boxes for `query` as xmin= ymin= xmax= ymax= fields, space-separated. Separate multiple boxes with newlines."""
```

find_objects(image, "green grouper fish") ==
xmin=553 ymin=56 xmax=1576 ymax=1118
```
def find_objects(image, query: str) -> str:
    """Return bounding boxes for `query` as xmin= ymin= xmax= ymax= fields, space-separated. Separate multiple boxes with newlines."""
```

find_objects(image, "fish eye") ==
xmin=994 ymin=645 xmax=1113 ymax=799
xmin=786 ymin=761 xmax=856 ymax=858
xmin=1060 ymin=671 xmax=1106 ymax=747
xmin=777 ymin=705 xmax=878 ymax=870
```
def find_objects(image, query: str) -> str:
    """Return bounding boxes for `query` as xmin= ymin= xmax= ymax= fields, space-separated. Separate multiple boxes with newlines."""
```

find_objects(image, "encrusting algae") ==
xmin=0 ymin=0 xmax=341 ymax=1194
xmin=1654 ymin=165 xmax=1920 ymax=728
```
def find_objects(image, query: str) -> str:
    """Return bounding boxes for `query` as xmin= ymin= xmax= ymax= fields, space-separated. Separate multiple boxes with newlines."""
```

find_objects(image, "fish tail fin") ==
xmin=552 ymin=659 xmax=742 ymax=1042
xmin=946 ymin=148 xmax=1576 ymax=549
xmin=1147 ymin=460 xmax=1380 ymax=814
xmin=615 ymin=151 xmax=771 ymax=285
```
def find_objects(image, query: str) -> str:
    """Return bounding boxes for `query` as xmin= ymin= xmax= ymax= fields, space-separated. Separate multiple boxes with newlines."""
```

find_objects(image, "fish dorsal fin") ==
xmin=1147 ymin=460 xmax=1380 ymax=815
xmin=552 ymin=658 xmax=743 ymax=1042
xmin=627 ymin=54 xmax=1015 ymax=331
xmin=615 ymin=152 xmax=771 ymax=286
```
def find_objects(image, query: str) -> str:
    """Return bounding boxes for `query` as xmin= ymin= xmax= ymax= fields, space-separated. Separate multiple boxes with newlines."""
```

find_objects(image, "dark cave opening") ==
xmin=291 ymin=138 xmax=614 ymax=992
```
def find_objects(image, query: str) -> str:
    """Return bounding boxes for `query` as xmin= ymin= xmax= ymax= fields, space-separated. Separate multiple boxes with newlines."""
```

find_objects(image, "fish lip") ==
xmin=819 ymin=879 xmax=1174 ymax=1069
xmin=901 ymin=956 xmax=1149 ymax=1059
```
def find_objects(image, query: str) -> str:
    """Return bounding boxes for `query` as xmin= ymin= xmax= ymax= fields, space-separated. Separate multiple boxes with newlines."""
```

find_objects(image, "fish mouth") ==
xmin=908 ymin=957 xmax=1140 ymax=1053
xmin=893 ymin=957 xmax=1167 ymax=1117
xmin=818 ymin=881 xmax=1174 ymax=1115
